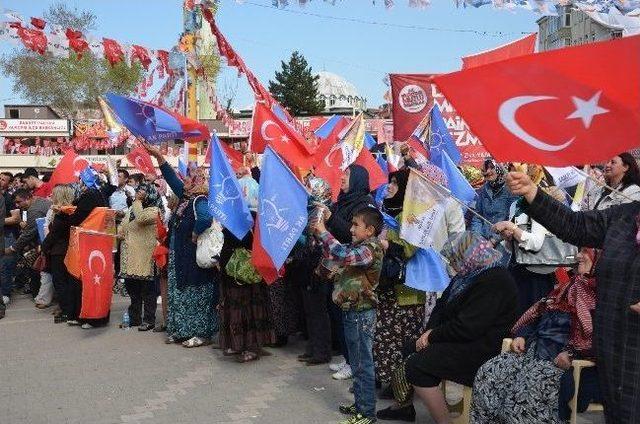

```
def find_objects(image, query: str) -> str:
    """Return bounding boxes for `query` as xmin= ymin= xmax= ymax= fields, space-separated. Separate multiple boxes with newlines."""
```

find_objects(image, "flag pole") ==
xmin=411 ymin=168 xmax=493 ymax=227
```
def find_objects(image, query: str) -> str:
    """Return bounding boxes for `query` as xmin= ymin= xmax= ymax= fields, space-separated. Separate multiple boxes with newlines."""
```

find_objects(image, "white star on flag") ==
xmin=566 ymin=91 xmax=609 ymax=129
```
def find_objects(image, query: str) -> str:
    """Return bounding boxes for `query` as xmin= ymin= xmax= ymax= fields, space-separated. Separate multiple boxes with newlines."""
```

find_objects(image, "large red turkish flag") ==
xmin=251 ymin=219 xmax=281 ymax=285
xmin=434 ymin=35 xmax=640 ymax=166
xmin=250 ymin=103 xmax=314 ymax=168
xmin=79 ymin=231 xmax=114 ymax=319
xmin=127 ymin=146 xmax=156 ymax=175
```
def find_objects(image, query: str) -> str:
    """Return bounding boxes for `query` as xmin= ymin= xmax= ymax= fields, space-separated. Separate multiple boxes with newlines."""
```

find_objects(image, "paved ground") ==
xmin=1 ymin=294 xmax=605 ymax=424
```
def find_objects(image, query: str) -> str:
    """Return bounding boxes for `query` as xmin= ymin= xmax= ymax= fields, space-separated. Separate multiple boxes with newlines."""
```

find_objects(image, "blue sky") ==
xmin=0 ymin=0 xmax=539 ymax=112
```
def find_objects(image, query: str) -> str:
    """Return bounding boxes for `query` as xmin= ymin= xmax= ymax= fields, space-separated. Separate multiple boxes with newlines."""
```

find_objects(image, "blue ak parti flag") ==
xmin=208 ymin=134 xmax=253 ymax=240
xmin=364 ymin=132 xmax=377 ymax=150
xmin=430 ymin=105 xmax=462 ymax=165
xmin=258 ymin=147 xmax=309 ymax=269
xmin=406 ymin=248 xmax=450 ymax=292
xmin=105 ymin=93 xmax=204 ymax=144
xmin=432 ymin=151 xmax=477 ymax=204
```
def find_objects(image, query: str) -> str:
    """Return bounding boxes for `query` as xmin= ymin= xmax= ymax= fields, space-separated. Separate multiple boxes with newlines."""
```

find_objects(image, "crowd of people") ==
xmin=1 ymin=142 xmax=639 ymax=424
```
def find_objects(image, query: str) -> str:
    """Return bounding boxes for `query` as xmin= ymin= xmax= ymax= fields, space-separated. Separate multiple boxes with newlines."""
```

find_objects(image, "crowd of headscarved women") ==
xmin=20 ymin=140 xmax=640 ymax=424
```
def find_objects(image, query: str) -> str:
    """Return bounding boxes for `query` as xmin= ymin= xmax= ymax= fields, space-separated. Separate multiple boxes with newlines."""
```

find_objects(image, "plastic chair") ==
xmin=501 ymin=338 xmax=603 ymax=424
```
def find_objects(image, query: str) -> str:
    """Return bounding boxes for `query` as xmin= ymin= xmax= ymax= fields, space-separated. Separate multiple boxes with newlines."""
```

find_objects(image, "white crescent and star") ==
xmin=260 ymin=120 xmax=279 ymax=142
xmin=134 ymin=156 xmax=148 ymax=172
xmin=498 ymin=91 xmax=609 ymax=152
xmin=88 ymin=250 xmax=107 ymax=285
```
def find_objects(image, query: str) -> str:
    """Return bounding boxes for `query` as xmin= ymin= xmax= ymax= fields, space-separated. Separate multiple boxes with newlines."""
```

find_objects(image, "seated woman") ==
xmin=471 ymin=248 xmax=598 ymax=424
xmin=377 ymin=231 xmax=518 ymax=424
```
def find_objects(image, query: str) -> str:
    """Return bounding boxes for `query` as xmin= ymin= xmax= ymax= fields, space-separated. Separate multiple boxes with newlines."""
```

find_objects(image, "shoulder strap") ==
xmin=192 ymin=195 xmax=206 ymax=219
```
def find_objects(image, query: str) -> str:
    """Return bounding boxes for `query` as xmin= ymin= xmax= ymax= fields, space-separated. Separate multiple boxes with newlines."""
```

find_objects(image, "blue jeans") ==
xmin=343 ymin=308 xmax=376 ymax=418
xmin=1 ymin=234 xmax=18 ymax=296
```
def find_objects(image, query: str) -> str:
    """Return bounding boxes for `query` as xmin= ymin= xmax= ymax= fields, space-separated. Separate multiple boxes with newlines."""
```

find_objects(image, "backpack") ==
xmin=193 ymin=196 xmax=224 ymax=269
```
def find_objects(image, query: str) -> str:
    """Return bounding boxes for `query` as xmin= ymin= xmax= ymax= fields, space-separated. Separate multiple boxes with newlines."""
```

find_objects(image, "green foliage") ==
xmin=268 ymin=51 xmax=323 ymax=116
xmin=0 ymin=2 xmax=143 ymax=118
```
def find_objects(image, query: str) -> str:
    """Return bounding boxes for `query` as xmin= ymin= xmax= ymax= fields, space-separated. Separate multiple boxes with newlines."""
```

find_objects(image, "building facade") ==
xmin=537 ymin=5 xmax=624 ymax=51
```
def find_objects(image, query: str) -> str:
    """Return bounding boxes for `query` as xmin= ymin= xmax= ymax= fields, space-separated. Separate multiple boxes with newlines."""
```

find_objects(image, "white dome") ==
xmin=315 ymin=71 xmax=367 ymax=112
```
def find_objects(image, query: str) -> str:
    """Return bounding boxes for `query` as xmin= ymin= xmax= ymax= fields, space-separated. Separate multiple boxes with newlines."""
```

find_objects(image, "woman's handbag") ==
xmin=225 ymin=248 xmax=262 ymax=285
xmin=379 ymin=242 xmax=406 ymax=289
xmin=32 ymin=253 xmax=48 ymax=272
xmin=193 ymin=196 xmax=224 ymax=269
xmin=514 ymin=218 xmax=578 ymax=267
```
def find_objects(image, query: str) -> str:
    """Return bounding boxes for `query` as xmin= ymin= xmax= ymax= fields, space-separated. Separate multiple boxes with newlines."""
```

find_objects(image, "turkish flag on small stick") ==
xmin=78 ymin=231 xmax=115 ymax=319
xmin=434 ymin=35 xmax=640 ymax=166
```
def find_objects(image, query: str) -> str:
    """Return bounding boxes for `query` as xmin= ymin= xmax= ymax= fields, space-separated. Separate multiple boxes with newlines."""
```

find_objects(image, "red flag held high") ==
xmin=390 ymin=74 xmax=436 ymax=142
xmin=354 ymin=148 xmax=387 ymax=192
xmin=16 ymin=25 xmax=47 ymax=55
xmin=250 ymin=103 xmax=314 ymax=168
xmin=79 ymin=231 xmax=114 ymax=319
xmin=461 ymin=33 xmax=537 ymax=70
xmin=434 ymin=35 xmax=640 ymax=166
xmin=49 ymin=150 xmax=88 ymax=187
xmin=65 ymin=28 xmax=89 ymax=57
xmin=312 ymin=116 xmax=350 ymax=167
xmin=127 ymin=146 xmax=156 ymax=175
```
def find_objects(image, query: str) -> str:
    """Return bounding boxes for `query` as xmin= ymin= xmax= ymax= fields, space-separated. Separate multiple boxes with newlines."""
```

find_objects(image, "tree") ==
xmin=268 ymin=51 xmax=323 ymax=116
xmin=0 ymin=2 xmax=143 ymax=118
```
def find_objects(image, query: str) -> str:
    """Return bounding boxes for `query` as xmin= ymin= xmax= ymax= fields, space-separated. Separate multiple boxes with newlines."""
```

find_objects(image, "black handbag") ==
xmin=379 ymin=242 xmax=406 ymax=289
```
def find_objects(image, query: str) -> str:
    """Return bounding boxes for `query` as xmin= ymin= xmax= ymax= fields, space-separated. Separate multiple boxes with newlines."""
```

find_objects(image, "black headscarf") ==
xmin=383 ymin=169 xmax=409 ymax=216
xmin=336 ymin=164 xmax=370 ymax=206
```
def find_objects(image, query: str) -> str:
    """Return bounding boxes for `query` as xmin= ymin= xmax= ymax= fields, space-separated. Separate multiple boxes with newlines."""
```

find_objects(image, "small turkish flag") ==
xmin=434 ymin=35 xmax=640 ymax=166
xmin=250 ymin=103 xmax=314 ymax=168
xmin=50 ymin=150 xmax=87 ymax=186
xmin=79 ymin=231 xmax=114 ymax=319
xmin=127 ymin=146 xmax=156 ymax=175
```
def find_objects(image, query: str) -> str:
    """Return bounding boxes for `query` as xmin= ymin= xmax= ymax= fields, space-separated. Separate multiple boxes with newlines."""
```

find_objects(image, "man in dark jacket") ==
xmin=5 ymin=189 xmax=51 ymax=256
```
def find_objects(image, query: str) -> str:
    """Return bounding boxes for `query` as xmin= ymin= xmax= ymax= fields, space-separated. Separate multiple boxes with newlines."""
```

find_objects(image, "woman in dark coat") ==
xmin=377 ymin=231 xmax=518 ymax=424
xmin=324 ymin=163 xmax=373 ymax=376
xmin=507 ymin=171 xmax=640 ymax=424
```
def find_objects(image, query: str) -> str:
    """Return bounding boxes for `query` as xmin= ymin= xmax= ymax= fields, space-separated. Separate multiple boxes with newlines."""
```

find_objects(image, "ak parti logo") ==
xmin=399 ymin=84 xmax=428 ymax=114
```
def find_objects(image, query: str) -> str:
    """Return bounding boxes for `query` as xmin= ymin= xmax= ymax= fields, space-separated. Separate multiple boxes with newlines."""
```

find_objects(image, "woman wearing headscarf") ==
xmin=377 ymin=232 xmax=518 ymax=423
xmin=217 ymin=183 xmax=275 ymax=363
xmin=493 ymin=164 xmax=571 ymax=315
xmin=375 ymin=165 xmax=466 ymax=394
xmin=325 ymin=164 xmax=374 ymax=379
xmin=507 ymin=170 xmax=640 ymax=424
xmin=42 ymin=170 xmax=109 ymax=328
xmin=144 ymin=143 xmax=219 ymax=348
xmin=118 ymin=182 xmax=164 ymax=331
xmin=470 ymin=159 xmax=518 ymax=242
xmin=471 ymin=248 xmax=598 ymax=423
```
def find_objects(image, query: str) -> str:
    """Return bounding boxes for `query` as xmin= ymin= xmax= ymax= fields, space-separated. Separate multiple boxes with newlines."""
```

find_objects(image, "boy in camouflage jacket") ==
xmin=313 ymin=206 xmax=383 ymax=424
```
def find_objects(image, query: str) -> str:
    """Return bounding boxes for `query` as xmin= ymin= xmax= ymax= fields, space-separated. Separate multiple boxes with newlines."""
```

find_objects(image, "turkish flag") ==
xmin=49 ymin=150 xmax=87 ymax=187
xmin=130 ymin=45 xmax=152 ymax=70
xmin=434 ymin=35 xmax=640 ymax=166
xmin=251 ymin=219 xmax=281 ymax=284
xmin=461 ymin=33 xmax=536 ymax=70
xmin=390 ymin=74 xmax=436 ymax=141
xmin=312 ymin=116 xmax=350 ymax=167
xmin=250 ymin=102 xmax=314 ymax=168
xmin=78 ymin=231 xmax=114 ymax=319
xmin=102 ymin=38 xmax=125 ymax=65
xmin=204 ymin=138 xmax=243 ymax=171
xmin=127 ymin=146 xmax=156 ymax=175
xmin=16 ymin=25 xmax=47 ymax=55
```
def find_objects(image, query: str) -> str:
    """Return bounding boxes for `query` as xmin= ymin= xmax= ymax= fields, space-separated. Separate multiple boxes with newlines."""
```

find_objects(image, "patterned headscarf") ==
xmin=185 ymin=166 xmax=208 ymax=197
xmin=420 ymin=163 xmax=448 ymax=188
xmin=441 ymin=231 xmax=503 ymax=303
xmin=130 ymin=182 xmax=164 ymax=221
xmin=483 ymin=158 xmax=507 ymax=192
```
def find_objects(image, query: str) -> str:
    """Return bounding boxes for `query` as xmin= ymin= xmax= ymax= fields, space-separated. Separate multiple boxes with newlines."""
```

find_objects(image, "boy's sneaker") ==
xmin=339 ymin=414 xmax=376 ymax=424
xmin=329 ymin=358 xmax=346 ymax=372
xmin=338 ymin=403 xmax=358 ymax=415
xmin=332 ymin=364 xmax=353 ymax=380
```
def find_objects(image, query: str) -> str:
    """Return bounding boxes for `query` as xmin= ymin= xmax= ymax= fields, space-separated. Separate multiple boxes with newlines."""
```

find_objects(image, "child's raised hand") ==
xmin=511 ymin=337 xmax=526 ymax=354
xmin=554 ymin=351 xmax=573 ymax=370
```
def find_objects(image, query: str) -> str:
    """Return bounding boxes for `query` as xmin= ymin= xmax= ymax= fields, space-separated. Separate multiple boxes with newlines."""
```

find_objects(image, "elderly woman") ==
xmin=471 ymin=248 xmax=598 ymax=423
xmin=377 ymin=231 xmax=518 ymax=423
xmin=144 ymin=143 xmax=219 ymax=348
xmin=493 ymin=164 xmax=570 ymax=314
xmin=118 ymin=182 xmax=163 ymax=331
xmin=507 ymin=170 xmax=640 ymax=424
xmin=470 ymin=159 xmax=518 ymax=242
xmin=375 ymin=165 xmax=465 ymax=393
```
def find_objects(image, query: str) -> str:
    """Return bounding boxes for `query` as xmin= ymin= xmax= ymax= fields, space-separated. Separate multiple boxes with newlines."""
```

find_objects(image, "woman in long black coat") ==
xmin=508 ymin=171 xmax=640 ymax=424
xmin=377 ymin=231 xmax=518 ymax=424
